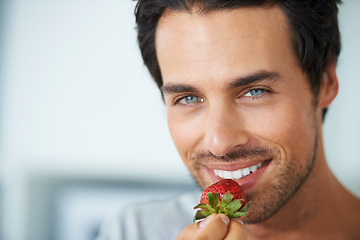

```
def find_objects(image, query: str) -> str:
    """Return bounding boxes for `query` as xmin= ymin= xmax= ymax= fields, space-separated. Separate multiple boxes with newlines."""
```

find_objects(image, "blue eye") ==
xmin=184 ymin=96 xmax=199 ymax=104
xmin=245 ymin=89 xmax=265 ymax=97
xmin=175 ymin=95 xmax=203 ymax=105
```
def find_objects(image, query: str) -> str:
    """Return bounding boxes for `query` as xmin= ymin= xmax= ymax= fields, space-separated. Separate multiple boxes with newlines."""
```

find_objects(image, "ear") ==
xmin=318 ymin=57 xmax=339 ymax=109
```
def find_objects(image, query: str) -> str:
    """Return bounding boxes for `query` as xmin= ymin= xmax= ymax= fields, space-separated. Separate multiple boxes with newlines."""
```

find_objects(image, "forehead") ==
xmin=155 ymin=6 xmax=298 ymax=84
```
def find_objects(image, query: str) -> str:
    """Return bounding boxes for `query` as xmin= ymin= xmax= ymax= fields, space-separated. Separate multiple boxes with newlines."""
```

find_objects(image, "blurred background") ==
xmin=0 ymin=0 xmax=359 ymax=240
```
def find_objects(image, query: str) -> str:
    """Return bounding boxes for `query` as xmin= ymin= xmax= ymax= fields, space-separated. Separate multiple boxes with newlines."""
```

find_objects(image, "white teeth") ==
xmin=232 ymin=169 xmax=243 ymax=179
xmin=214 ymin=162 xmax=263 ymax=180
xmin=249 ymin=165 xmax=258 ymax=173
xmin=242 ymin=167 xmax=250 ymax=177
xmin=224 ymin=171 xmax=233 ymax=179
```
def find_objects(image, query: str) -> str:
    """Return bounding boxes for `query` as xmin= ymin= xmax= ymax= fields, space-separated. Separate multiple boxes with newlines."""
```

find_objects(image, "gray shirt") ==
xmin=95 ymin=191 xmax=201 ymax=240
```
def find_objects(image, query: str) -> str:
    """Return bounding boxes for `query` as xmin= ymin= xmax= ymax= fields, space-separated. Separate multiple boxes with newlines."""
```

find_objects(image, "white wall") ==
xmin=0 ymin=0 xmax=186 ymax=179
xmin=0 ymin=1 xmax=359 ymax=240
xmin=323 ymin=0 xmax=360 ymax=194
xmin=0 ymin=1 xmax=188 ymax=240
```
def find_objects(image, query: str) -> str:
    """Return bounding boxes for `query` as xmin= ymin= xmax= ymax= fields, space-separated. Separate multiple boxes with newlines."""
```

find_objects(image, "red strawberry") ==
xmin=193 ymin=179 xmax=250 ymax=222
xmin=200 ymin=179 xmax=247 ymax=206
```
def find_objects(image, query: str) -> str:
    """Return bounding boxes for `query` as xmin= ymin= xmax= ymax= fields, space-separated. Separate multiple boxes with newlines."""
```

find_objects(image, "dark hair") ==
xmin=135 ymin=0 xmax=342 ymax=119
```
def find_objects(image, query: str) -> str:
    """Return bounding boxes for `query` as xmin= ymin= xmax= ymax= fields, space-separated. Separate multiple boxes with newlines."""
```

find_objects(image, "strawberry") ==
xmin=193 ymin=179 xmax=250 ymax=222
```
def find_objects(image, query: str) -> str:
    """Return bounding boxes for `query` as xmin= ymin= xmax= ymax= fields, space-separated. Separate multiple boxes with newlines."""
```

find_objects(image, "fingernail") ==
xmin=199 ymin=214 xmax=214 ymax=228
xmin=219 ymin=214 xmax=230 ymax=225
xmin=233 ymin=218 xmax=245 ymax=225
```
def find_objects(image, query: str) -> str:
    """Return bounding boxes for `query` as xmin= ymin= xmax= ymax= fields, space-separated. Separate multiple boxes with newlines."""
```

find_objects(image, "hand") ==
xmin=175 ymin=214 xmax=248 ymax=240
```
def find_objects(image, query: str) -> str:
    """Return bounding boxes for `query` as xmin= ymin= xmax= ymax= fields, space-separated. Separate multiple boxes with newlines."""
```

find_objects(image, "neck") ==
xmin=246 ymin=136 xmax=360 ymax=240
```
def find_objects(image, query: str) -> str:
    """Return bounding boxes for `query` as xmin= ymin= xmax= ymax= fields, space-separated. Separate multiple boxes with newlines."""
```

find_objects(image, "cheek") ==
xmin=245 ymin=99 xmax=315 ymax=152
xmin=167 ymin=111 xmax=203 ymax=163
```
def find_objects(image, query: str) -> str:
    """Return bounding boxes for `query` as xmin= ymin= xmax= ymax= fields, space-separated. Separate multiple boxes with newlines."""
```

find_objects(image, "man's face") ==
xmin=156 ymin=7 xmax=321 ymax=223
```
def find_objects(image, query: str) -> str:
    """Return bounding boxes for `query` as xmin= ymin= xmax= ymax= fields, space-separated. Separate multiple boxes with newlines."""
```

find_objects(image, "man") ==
xmin=96 ymin=1 xmax=360 ymax=239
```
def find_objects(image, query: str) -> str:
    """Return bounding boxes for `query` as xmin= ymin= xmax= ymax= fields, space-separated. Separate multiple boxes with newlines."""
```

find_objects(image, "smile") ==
xmin=214 ymin=162 xmax=263 ymax=180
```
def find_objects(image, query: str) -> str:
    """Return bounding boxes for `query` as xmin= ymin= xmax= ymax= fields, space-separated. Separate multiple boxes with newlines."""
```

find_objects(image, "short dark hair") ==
xmin=135 ymin=0 xmax=342 ymax=119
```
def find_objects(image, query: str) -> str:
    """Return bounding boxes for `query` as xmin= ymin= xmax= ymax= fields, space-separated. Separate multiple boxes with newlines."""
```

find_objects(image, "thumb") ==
xmin=175 ymin=214 xmax=230 ymax=240
xmin=197 ymin=214 xmax=230 ymax=239
xmin=224 ymin=218 xmax=248 ymax=240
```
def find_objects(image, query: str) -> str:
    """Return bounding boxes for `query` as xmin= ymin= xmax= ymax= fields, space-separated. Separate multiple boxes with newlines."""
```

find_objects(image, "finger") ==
xmin=224 ymin=218 xmax=248 ymax=240
xmin=175 ymin=214 xmax=231 ymax=240
xmin=196 ymin=214 xmax=230 ymax=239
xmin=175 ymin=223 xmax=198 ymax=240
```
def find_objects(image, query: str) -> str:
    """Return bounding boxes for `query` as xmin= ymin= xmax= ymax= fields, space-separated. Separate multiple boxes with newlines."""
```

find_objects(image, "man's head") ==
xmin=135 ymin=0 xmax=341 ymax=119
xmin=135 ymin=1 xmax=340 ymax=224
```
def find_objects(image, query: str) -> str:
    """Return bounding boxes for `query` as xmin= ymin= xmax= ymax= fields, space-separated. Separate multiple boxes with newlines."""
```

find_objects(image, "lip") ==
xmin=205 ymin=159 xmax=271 ymax=192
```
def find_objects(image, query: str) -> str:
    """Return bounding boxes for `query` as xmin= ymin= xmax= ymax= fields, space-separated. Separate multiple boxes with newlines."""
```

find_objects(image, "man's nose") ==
xmin=203 ymin=105 xmax=250 ymax=157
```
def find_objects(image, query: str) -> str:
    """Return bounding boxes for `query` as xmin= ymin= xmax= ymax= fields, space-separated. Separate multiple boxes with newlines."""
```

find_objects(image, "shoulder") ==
xmin=95 ymin=190 xmax=201 ymax=240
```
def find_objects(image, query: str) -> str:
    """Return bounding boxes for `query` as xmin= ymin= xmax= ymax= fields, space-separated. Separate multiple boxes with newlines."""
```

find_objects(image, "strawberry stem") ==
xmin=193 ymin=191 xmax=251 ymax=222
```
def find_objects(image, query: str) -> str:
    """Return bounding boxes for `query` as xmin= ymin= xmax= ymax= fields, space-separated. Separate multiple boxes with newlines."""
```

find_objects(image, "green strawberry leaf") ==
xmin=213 ymin=192 xmax=220 ymax=206
xmin=240 ymin=201 xmax=251 ymax=212
xmin=229 ymin=211 xmax=249 ymax=218
xmin=193 ymin=203 xmax=214 ymax=212
xmin=221 ymin=191 xmax=234 ymax=205
xmin=193 ymin=210 xmax=213 ymax=222
xmin=208 ymin=192 xmax=215 ymax=208
xmin=225 ymin=199 xmax=242 ymax=212
xmin=193 ymin=211 xmax=205 ymax=222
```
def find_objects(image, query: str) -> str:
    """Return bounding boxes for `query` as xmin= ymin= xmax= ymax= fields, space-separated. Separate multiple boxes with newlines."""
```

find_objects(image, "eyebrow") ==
xmin=161 ymin=83 xmax=199 ymax=95
xmin=228 ymin=71 xmax=281 ymax=89
xmin=161 ymin=70 xmax=282 ymax=95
